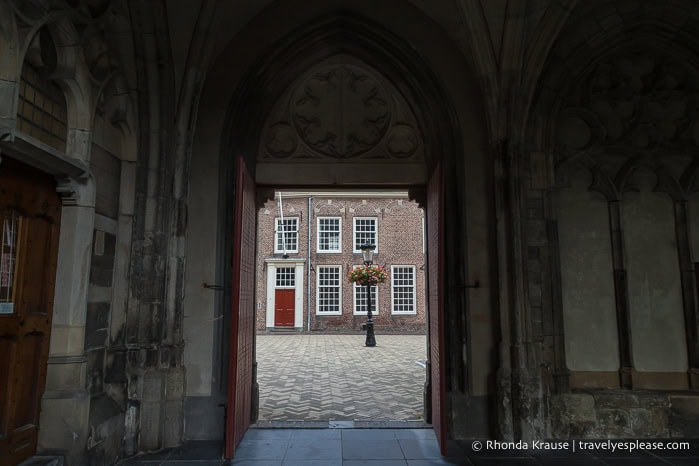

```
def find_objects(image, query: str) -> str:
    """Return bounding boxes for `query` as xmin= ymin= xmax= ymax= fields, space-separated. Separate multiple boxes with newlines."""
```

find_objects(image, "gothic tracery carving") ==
xmin=11 ymin=0 xmax=134 ymax=131
xmin=385 ymin=124 xmax=418 ymax=159
xmin=559 ymin=51 xmax=698 ymax=152
xmin=556 ymin=49 xmax=699 ymax=195
xmin=259 ymin=59 xmax=423 ymax=163
xmin=293 ymin=65 xmax=390 ymax=158
xmin=265 ymin=124 xmax=298 ymax=158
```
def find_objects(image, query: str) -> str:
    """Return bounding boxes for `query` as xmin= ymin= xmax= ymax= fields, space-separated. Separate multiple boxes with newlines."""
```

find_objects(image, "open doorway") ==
xmin=216 ymin=40 xmax=453 ymax=455
xmin=253 ymin=190 xmax=428 ymax=425
xmin=222 ymin=154 xmax=445 ymax=459
xmin=215 ymin=43 xmax=455 ymax=455
xmin=185 ymin=8 xmax=492 ymax=459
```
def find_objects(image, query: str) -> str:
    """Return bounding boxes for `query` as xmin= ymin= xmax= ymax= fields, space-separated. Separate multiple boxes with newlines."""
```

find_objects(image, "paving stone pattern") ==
xmin=256 ymin=334 xmax=427 ymax=422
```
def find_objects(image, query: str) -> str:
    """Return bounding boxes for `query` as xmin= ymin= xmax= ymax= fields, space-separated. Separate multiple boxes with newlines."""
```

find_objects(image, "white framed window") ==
xmin=391 ymin=265 xmax=416 ymax=314
xmin=275 ymin=267 xmax=295 ymax=288
xmin=353 ymin=266 xmax=379 ymax=315
xmin=353 ymin=217 xmax=378 ymax=252
xmin=275 ymin=217 xmax=299 ymax=253
xmin=317 ymin=217 xmax=342 ymax=253
xmin=316 ymin=265 xmax=342 ymax=315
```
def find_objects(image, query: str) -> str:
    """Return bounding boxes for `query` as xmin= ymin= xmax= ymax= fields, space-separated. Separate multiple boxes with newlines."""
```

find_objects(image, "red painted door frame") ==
xmin=427 ymin=163 xmax=447 ymax=454
xmin=225 ymin=156 xmax=256 ymax=459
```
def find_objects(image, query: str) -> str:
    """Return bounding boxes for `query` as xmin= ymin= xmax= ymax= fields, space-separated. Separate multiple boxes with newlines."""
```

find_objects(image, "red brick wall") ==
xmin=255 ymin=194 xmax=426 ymax=333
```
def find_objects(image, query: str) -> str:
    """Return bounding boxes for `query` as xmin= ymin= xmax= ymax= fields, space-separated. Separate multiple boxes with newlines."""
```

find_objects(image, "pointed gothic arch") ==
xmin=186 ymin=0 xmax=496 ymax=458
xmin=526 ymin=2 xmax=699 ymax=437
xmin=219 ymin=12 xmax=458 ymax=457
xmin=221 ymin=11 xmax=459 ymax=184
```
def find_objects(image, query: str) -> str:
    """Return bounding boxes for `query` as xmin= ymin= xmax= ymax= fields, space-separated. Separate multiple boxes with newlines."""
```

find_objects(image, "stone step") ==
xmin=268 ymin=327 xmax=299 ymax=333
xmin=17 ymin=456 xmax=64 ymax=466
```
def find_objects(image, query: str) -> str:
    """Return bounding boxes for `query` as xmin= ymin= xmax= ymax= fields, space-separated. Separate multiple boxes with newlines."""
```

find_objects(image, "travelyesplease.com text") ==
xmin=472 ymin=439 xmax=691 ymax=453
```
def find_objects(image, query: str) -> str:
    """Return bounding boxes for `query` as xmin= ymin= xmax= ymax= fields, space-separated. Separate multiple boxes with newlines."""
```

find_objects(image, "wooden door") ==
xmin=0 ymin=158 xmax=61 ymax=466
xmin=225 ymin=156 xmax=256 ymax=459
xmin=274 ymin=289 xmax=295 ymax=327
xmin=427 ymin=163 xmax=446 ymax=454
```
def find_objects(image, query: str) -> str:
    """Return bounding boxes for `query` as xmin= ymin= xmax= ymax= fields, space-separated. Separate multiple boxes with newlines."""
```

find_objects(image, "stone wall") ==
xmin=550 ymin=392 xmax=699 ymax=439
xmin=555 ymin=166 xmax=618 ymax=372
xmin=82 ymin=126 xmax=125 ymax=465
xmin=522 ymin=0 xmax=699 ymax=442
xmin=4 ymin=1 xmax=699 ymax=463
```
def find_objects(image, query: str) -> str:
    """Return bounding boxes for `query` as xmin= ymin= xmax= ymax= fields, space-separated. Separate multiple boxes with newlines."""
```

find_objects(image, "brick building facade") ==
xmin=256 ymin=192 xmax=426 ymax=333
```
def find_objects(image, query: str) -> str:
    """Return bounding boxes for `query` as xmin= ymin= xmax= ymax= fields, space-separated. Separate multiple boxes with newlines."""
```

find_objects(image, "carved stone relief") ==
xmin=293 ymin=65 xmax=390 ymax=158
xmin=552 ymin=45 xmax=699 ymax=390
xmin=385 ymin=124 xmax=419 ymax=159
xmin=265 ymin=124 xmax=298 ymax=158
xmin=259 ymin=58 xmax=423 ymax=163
xmin=11 ymin=0 xmax=134 ymax=132
xmin=559 ymin=50 xmax=698 ymax=151
xmin=555 ymin=48 xmax=699 ymax=196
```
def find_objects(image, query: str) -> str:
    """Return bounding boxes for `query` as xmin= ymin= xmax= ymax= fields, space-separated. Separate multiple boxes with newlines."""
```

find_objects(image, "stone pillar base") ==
xmin=38 ymin=390 xmax=90 ymax=466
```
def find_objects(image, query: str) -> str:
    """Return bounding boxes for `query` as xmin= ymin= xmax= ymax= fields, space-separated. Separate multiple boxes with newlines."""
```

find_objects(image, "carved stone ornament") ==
xmin=557 ymin=50 xmax=699 ymax=154
xmin=384 ymin=124 xmax=418 ymax=159
xmin=555 ymin=48 xmax=699 ymax=194
xmin=292 ymin=65 xmax=390 ymax=158
xmin=259 ymin=58 xmax=424 ymax=164
xmin=265 ymin=124 xmax=298 ymax=158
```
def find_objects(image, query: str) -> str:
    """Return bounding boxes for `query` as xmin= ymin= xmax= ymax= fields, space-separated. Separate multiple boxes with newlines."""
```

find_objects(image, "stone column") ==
xmin=674 ymin=201 xmax=699 ymax=388
xmin=39 ymin=177 xmax=96 ymax=466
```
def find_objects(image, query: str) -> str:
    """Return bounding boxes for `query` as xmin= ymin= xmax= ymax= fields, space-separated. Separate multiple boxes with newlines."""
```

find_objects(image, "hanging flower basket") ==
xmin=348 ymin=265 xmax=389 ymax=286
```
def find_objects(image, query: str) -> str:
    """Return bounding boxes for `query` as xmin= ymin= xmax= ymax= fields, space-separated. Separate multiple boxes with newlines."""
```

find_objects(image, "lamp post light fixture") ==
xmin=360 ymin=243 xmax=377 ymax=347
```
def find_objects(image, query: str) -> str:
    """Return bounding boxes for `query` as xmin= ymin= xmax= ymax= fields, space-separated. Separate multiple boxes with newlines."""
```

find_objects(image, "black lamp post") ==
xmin=360 ymin=243 xmax=377 ymax=347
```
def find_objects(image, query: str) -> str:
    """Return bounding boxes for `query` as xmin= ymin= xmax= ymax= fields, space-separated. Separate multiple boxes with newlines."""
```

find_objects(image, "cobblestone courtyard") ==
xmin=256 ymin=334 xmax=427 ymax=422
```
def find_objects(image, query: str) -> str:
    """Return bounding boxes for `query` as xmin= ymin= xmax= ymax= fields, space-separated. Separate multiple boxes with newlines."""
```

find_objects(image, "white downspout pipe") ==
xmin=307 ymin=196 xmax=312 ymax=332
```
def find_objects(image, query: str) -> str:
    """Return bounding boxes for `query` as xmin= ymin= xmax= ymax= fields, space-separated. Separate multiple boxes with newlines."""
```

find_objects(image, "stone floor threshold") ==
xmin=253 ymin=419 xmax=429 ymax=429
xmin=17 ymin=456 xmax=64 ymax=466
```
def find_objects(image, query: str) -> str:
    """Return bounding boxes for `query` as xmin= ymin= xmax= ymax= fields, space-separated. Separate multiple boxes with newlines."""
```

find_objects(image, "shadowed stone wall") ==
xmin=527 ymin=0 xmax=699 ymax=442
xmin=551 ymin=392 xmax=699 ymax=439
xmin=3 ymin=1 xmax=699 ymax=464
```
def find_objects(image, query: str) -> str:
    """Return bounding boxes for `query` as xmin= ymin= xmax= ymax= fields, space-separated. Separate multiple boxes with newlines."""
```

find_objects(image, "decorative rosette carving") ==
xmin=259 ymin=58 xmax=424 ymax=164
xmin=292 ymin=65 xmax=390 ymax=158
xmin=385 ymin=124 xmax=418 ymax=158
xmin=265 ymin=124 xmax=298 ymax=158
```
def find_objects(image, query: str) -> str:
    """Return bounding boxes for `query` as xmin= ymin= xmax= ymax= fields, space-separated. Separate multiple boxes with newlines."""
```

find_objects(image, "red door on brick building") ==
xmin=274 ymin=289 xmax=294 ymax=327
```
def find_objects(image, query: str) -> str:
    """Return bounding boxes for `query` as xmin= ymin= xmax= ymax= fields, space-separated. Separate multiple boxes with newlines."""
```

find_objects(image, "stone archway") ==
xmin=185 ymin=0 xmax=496 ymax=457
xmin=525 ymin=0 xmax=699 ymax=440
xmin=220 ymin=15 xmax=452 ymax=457
xmin=256 ymin=55 xmax=426 ymax=186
